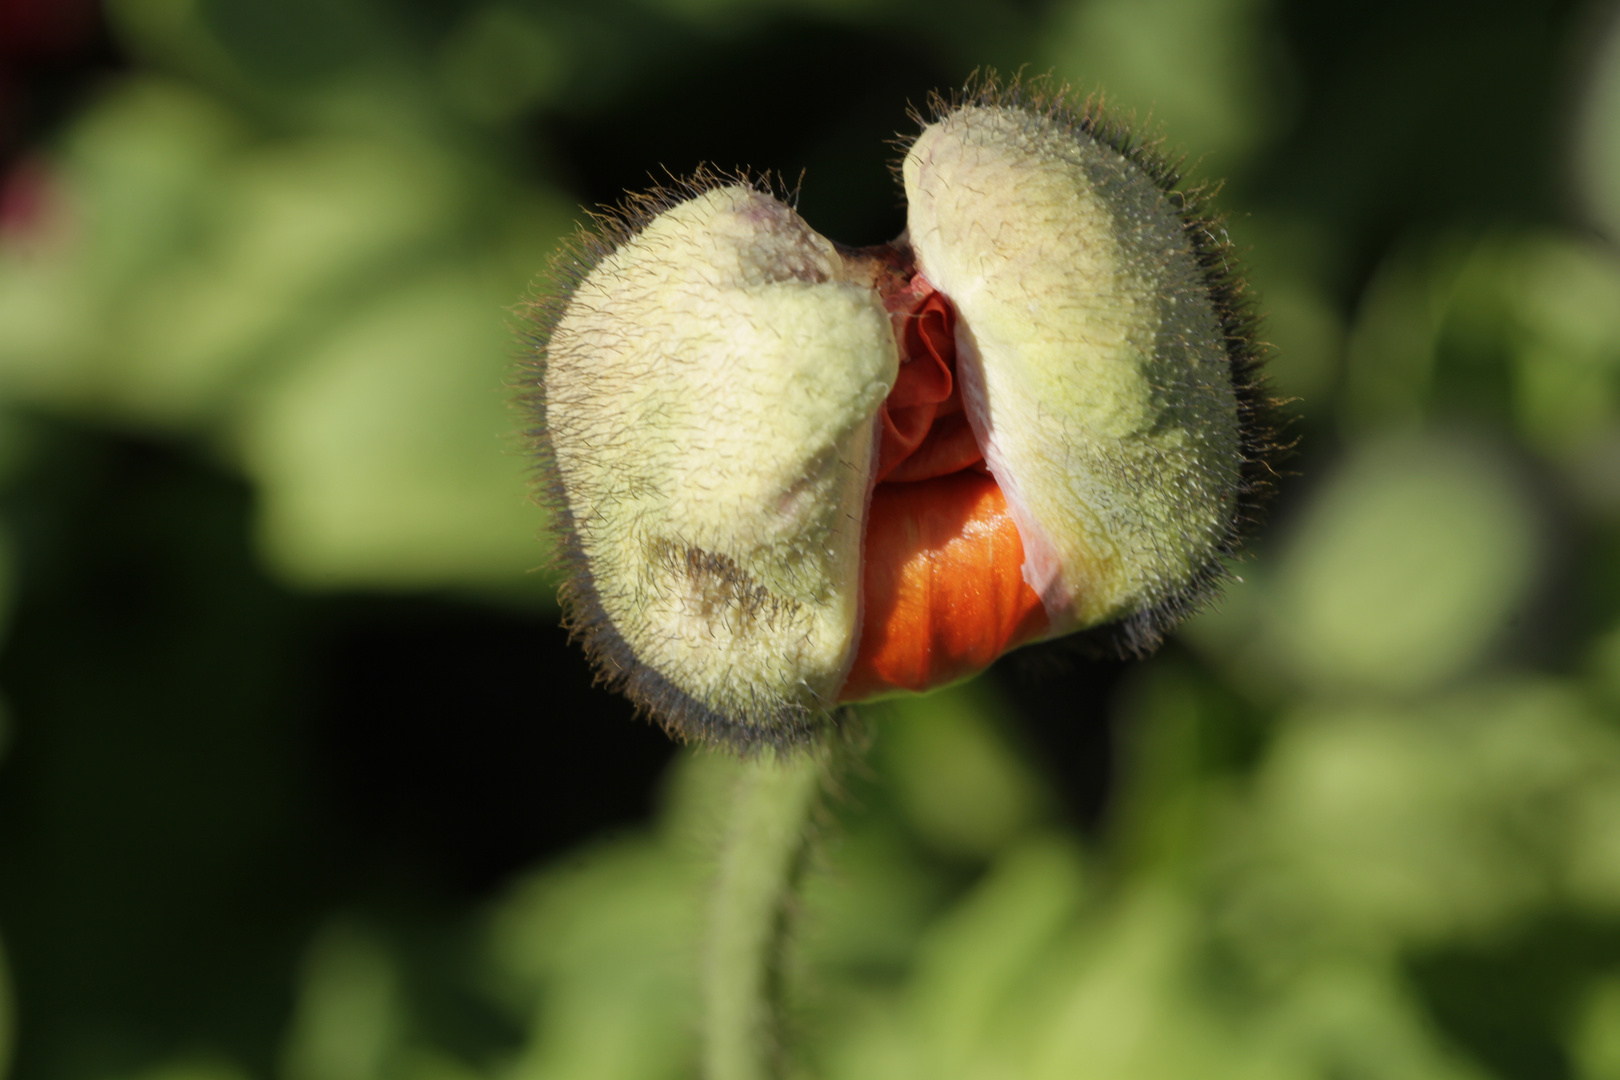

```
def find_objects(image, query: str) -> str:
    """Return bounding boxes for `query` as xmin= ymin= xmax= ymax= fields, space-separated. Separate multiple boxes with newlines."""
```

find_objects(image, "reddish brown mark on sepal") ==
xmin=839 ymin=273 xmax=1048 ymax=701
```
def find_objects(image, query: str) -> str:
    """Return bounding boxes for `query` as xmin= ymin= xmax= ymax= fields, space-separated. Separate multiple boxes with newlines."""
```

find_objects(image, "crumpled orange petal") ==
xmin=842 ymin=473 xmax=1047 ymax=700
xmin=840 ymin=277 xmax=1047 ymax=701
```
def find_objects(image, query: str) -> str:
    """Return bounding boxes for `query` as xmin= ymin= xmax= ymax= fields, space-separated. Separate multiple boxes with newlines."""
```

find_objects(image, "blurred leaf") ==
xmin=1562 ymin=776 xmax=1620 ymax=918
xmin=1041 ymin=0 xmax=1290 ymax=164
xmin=102 ymin=0 xmax=252 ymax=103
xmin=237 ymin=266 xmax=549 ymax=592
xmin=1023 ymin=888 xmax=1236 ymax=1080
xmin=1340 ymin=236 xmax=1475 ymax=433
xmin=875 ymin=681 xmax=1049 ymax=859
xmin=1576 ymin=9 xmax=1620 ymax=244
xmin=282 ymin=923 xmax=404 ymax=1080
xmin=0 ymin=79 xmax=246 ymax=409
xmin=1570 ymin=973 xmax=1620 ymax=1080
xmin=817 ymin=834 xmax=1086 ymax=1080
xmin=1251 ymin=960 xmax=1493 ymax=1080
xmin=1501 ymin=238 xmax=1620 ymax=497
xmin=0 ymin=52 xmax=579 ymax=594
xmin=908 ymin=836 xmax=1085 ymax=1071
xmin=794 ymin=814 xmax=947 ymax=988
xmin=197 ymin=0 xmax=384 ymax=87
xmin=478 ymin=751 xmax=764 ymax=1080
xmin=1232 ymin=681 xmax=1618 ymax=950
xmin=1587 ymin=622 xmax=1620 ymax=710
xmin=439 ymin=6 xmax=571 ymax=123
xmin=1108 ymin=659 xmax=1226 ymax=870
xmin=0 ymin=82 xmax=469 ymax=428
xmin=114 ymin=135 xmax=460 ymax=425
xmin=1269 ymin=432 xmax=1539 ymax=696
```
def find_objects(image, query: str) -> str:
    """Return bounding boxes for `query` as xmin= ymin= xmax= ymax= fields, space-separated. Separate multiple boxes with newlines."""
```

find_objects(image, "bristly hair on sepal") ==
xmin=514 ymin=167 xmax=848 ymax=755
xmin=913 ymin=68 xmax=1289 ymax=661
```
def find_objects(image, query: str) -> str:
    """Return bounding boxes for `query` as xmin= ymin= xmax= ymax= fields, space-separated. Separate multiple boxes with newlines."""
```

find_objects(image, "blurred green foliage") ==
xmin=3 ymin=0 xmax=1620 ymax=1078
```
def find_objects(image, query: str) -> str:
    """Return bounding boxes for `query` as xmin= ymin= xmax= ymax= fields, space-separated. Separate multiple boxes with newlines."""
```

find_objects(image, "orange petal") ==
xmin=840 ymin=472 xmax=1048 ymax=701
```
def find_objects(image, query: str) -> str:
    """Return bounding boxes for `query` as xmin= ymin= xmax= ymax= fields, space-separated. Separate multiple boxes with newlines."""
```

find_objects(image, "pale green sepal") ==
xmin=545 ymin=185 xmax=897 ymax=728
xmin=903 ymin=106 xmax=1241 ymax=631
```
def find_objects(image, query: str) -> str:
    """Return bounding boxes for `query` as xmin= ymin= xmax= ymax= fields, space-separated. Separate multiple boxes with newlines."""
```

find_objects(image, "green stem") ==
xmin=703 ymin=748 xmax=826 ymax=1080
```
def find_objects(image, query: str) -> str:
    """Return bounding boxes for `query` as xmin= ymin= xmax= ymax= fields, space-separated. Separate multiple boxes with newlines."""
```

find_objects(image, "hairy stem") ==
xmin=703 ymin=749 xmax=825 ymax=1080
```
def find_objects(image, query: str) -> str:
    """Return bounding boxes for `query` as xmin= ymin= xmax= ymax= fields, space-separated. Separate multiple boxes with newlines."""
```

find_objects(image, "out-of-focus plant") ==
xmin=0 ymin=0 xmax=574 ymax=595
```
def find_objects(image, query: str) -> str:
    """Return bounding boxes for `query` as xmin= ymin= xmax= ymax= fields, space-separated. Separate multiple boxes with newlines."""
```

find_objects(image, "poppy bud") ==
xmin=523 ymin=80 xmax=1271 ymax=751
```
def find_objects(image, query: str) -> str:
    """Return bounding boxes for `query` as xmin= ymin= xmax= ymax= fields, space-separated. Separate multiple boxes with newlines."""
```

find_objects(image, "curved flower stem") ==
xmin=703 ymin=747 xmax=827 ymax=1080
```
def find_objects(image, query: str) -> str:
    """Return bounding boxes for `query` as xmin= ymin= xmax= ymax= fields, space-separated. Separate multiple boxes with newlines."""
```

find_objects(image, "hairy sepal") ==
xmin=903 ymin=103 xmax=1244 ymax=636
xmin=543 ymin=184 xmax=897 ymax=748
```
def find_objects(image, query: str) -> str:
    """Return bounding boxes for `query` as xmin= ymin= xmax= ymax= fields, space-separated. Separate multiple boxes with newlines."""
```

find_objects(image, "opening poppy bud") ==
xmin=523 ymin=82 xmax=1271 ymax=751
